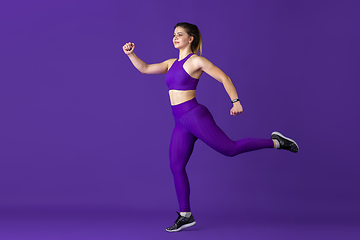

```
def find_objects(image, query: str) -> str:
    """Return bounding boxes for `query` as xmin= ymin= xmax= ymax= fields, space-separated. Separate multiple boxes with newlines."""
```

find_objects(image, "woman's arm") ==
xmin=195 ymin=56 xmax=243 ymax=116
xmin=123 ymin=42 xmax=174 ymax=74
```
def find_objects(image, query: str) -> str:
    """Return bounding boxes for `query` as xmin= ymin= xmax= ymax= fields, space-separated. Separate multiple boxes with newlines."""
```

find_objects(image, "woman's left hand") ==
xmin=230 ymin=101 xmax=243 ymax=116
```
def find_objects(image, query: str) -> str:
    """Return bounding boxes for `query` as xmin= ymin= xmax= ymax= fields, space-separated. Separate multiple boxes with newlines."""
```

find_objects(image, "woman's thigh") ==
xmin=169 ymin=123 xmax=198 ymax=171
xmin=180 ymin=105 xmax=236 ymax=155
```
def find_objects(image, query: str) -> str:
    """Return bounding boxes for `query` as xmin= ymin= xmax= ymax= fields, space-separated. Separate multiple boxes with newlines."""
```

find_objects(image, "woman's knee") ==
xmin=221 ymin=149 xmax=238 ymax=157
xmin=210 ymin=142 xmax=239 ymax=157
xmin=170 ymin=162 xmax=186 ymax=175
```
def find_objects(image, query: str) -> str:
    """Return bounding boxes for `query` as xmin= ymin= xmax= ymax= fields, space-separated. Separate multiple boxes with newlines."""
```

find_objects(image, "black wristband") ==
xmin=231 ymin=98 xmax=239 ymax=103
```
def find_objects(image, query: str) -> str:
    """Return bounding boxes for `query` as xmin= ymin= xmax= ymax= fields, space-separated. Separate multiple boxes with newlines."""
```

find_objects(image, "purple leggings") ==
xmin=170 ymin=98 xmax=274 ymax=212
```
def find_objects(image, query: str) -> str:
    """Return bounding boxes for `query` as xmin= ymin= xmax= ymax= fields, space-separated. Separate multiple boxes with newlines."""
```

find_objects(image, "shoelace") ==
xmin=174 ymin=212 xmax=182 ymax=223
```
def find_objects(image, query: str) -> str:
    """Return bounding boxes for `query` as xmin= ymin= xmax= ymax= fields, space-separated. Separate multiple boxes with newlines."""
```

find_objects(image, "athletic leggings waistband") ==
xmin=171 ymin=98 xmax=199 ymax=119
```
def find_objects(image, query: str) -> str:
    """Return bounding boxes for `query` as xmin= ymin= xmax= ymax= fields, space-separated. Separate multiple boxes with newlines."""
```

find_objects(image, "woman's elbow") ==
xmin=221 ymin=76 xmax=232 ymax=84
xmin=139 ymin=66 xmax=148 ymax=74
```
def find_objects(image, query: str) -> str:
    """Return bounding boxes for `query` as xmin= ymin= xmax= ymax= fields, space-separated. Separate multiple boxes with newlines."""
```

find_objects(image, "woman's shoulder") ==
xmin=189 ymin=54 xmax=211 ymax=67
xmin=163 ymin=58 xmax=177 ymax=71
xmin=164 ymin=58 xmax=177 ymax=64
xmin=188 ymin=54 xmax=203 ymax=61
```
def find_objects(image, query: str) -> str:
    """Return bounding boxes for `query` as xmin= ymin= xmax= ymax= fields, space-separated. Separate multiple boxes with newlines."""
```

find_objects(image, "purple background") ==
xmin=1 ymin=0 xmax=359 ymax=239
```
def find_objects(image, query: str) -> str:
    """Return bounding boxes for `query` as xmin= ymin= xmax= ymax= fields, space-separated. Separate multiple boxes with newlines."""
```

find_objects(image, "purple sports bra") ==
xmin=165 ymin=53 xmax=199 ymax=91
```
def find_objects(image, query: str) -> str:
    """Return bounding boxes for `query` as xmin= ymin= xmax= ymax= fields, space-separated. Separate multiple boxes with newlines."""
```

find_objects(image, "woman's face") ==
xmin=173 ymin=27 xmax=193 ymax=49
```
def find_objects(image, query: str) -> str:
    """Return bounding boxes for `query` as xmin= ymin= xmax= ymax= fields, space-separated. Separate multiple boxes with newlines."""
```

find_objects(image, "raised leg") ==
xmin=180 ymin=105 xmax=274 ymax=156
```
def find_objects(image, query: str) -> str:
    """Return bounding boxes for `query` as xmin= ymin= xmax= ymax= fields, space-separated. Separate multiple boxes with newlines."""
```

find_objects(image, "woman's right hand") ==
xmin=123 ymin=42 xmax=135 ymax=55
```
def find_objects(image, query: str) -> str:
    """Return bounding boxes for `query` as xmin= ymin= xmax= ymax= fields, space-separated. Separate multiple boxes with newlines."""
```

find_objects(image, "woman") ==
xmin=123 ymin=22 xmax=298 ymax=232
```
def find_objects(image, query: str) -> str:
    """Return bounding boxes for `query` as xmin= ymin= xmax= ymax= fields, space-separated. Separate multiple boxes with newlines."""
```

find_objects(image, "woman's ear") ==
xmin=189 ymin=36 xmax=194 ymax=43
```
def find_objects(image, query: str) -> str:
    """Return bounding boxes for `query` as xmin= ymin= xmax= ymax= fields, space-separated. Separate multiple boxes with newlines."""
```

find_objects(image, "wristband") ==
xmin=231 ymin=98 xmax=239 ymax=103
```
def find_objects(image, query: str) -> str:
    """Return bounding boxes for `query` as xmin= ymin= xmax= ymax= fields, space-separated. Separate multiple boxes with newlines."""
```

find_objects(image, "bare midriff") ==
xmin=169 ymin=90 xmax=196 ymax=106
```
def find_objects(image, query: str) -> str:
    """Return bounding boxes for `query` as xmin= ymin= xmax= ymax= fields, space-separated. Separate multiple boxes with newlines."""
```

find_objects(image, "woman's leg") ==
xmin=169 ymin=122 xmax=198 ymax=212
xmin=180 ymin=105 xmax=274 ymax=156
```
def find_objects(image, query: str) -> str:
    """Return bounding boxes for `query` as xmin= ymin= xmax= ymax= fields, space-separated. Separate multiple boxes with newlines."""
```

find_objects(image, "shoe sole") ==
xmin=271 ymin=131 xmax=299 ymax=152
xmin=166 ymin=221 xmax=196 ymax=232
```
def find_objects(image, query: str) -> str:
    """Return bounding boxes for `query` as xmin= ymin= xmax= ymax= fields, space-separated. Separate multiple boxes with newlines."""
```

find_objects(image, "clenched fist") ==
xmin=123 ymin=42 xmax=135 ymax=55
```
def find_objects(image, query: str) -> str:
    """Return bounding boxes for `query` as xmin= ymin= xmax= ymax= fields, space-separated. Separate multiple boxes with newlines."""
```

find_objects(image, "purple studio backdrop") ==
xmin=1 ymin=0 xmax=359 ymax=231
